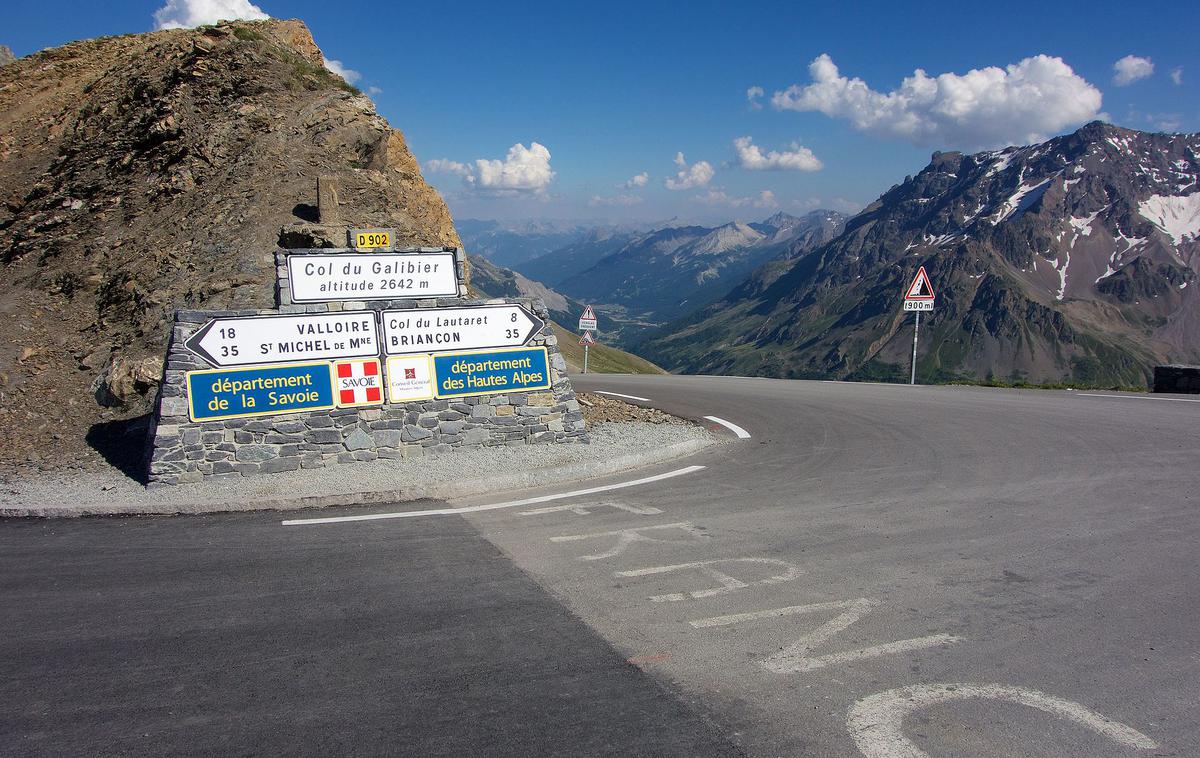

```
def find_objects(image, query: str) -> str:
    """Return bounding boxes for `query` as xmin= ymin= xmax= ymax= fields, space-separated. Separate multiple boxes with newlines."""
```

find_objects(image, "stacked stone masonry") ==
xmin=145 ymin=247 xmax=586 ymax=486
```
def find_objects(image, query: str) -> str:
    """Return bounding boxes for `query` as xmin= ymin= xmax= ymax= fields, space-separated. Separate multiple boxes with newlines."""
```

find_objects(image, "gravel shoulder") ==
xmin=1 ymin=421 xmax=720 ymax=518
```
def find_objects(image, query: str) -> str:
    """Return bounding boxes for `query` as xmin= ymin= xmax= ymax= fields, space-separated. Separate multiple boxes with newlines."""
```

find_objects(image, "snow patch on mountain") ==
xmin=1138 ymin=193 xmax=1200 ymax=245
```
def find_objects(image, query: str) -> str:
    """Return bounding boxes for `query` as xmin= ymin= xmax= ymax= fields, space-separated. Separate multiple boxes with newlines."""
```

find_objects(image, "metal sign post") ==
xmin=579 ymin=329 xmax=596 ymax=374
xmin=902 ymin=266 xmax=935 ymax=385
xmin=578 ymin=306 xmax=598 ymax=374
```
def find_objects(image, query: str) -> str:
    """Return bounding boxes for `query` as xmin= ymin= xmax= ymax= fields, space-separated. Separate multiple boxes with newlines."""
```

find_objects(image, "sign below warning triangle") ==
xmin=904 ymin=266 xmax=935 ymax=301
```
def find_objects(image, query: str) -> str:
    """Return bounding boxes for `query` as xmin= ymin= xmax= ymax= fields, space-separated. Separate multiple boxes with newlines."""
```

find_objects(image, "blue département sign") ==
xmin=432 ymin=347 xmax=551 ymax=399
xmin=186 ymin=362 xmax=335 ymax=422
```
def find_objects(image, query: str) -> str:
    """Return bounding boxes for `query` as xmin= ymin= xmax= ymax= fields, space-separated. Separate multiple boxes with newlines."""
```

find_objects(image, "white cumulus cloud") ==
xmin=665 ymin=152 xmax=714 ymax=190
xmin=324 ymin=58 xmax=361 ymax=84
xmin=733 ymin=136 xmax=823 ymax=171
xmin=1112 ymin=55 xmax=1154 ymax=86
xmin=622 ymin=171 xmax=649 ymax=189
xmin=771 ymin=53 xmax=1102 ymax=149
xmin=589 ymin=194 xmax=644 ymax=207
xmin=692 ymin=189 xmax=777 ymax=208
xmin=426 ymin=143 xmax=555 ymax=195
xmin=747 ymin=85 xmax=764 ymax=110
xmin=153 ymin=0 xmax=269 ymax=30
xmin=425 ymin=159 xmax=470 ymax=176
xmin=1170 ymin=67 xmax=1183 ymax=86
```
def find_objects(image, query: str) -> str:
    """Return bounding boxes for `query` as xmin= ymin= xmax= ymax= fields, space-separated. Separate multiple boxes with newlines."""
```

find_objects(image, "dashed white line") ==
xmin=280 ymin=465 xmax=705 ymax=526
xmin=1077 ymin=392 xmax=1200 ymax=403
xmin=704 ymin=415 xmax=752 ymax=439
xmin=594 ymin=390 xmax=652 ymax=402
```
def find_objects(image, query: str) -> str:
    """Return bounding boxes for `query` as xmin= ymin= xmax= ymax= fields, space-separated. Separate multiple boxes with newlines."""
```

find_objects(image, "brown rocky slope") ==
xmin=0 ymin=19 xmax=459 ymax=472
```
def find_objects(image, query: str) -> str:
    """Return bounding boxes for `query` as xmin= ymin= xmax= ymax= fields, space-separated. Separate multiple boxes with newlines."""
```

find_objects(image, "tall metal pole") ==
xmin=910 ymin=310 xmax=920 ymax=385
xmin=583 ymin=345 xmax=589 ymax=374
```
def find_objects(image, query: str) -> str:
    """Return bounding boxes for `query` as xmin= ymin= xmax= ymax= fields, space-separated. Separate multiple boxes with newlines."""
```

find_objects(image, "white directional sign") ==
xmin=287 ymin=252 xmax=458 ymax=303
xmin=381 ymin=304 xmax=545 ymax=356
xmin=903 ymin=266 xmax=935 ymax=311
xmin=185 ymin=312 xmax=381 ymax=367
xmin=578 ymin=304 xmax=597 ymax=332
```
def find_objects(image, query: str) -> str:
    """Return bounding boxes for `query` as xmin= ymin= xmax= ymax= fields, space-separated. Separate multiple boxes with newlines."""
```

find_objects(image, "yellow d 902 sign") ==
xmin=350 ymin=228 xmax=395 ymax=250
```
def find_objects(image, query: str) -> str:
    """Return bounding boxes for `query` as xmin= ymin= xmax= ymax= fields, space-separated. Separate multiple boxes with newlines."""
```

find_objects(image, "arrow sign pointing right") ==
xmin=381 ymin=304 xmax=546 ymax=355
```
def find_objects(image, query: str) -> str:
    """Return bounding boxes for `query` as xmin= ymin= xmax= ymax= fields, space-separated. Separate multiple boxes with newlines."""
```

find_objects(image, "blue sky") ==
xmin=7 ymin=1 xmax=1199 ymax=223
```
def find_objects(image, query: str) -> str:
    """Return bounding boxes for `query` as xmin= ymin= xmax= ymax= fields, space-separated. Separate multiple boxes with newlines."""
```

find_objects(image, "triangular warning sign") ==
xmin=579 ymin=330 xmax=596 ymax=346
xmin=904 ymin=267 xmax=935 ymax=300
xmin=581 ymin=304 xmax=596 ymax=321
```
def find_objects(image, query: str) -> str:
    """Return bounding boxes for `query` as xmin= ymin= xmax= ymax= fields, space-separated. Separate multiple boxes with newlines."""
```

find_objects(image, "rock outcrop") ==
xmin=0 ymin=20 xmax=459 ymax=470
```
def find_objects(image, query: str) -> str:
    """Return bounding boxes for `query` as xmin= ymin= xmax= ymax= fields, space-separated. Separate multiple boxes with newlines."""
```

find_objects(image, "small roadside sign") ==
xmin=349 ymin=228 xmax=396 ymax=250
xmin=186 ymin=362 xmax=335 ymax=422
xmin=381 ymin=304 xmax=544 ymax=355
xmin=333 ymin=358 xmax=384 ymax=407
xmin=578 ymin=304 xmax=597 ymax=332
xmin=287 ymin=251 xmax=458 ymax=303
xmin=903 ymin=266 xmax=935 ymax=311
xmin=184 ymin=312 xmax=380 ymax=367
xmin=579 ymin=330 xmax=595 ymax=346
xmin=431 ymin=347 xmax=551 ymax=399
xmin=385 ymin=355 xmax=435 ymax=403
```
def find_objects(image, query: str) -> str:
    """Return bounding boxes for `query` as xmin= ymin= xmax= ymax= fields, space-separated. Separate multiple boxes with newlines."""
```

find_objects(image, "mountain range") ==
xmin=641 ymin=122 xmax=1199 ymax=386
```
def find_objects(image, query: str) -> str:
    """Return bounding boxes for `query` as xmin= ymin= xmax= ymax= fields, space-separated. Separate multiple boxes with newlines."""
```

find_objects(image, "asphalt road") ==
xmin=3 ymin=376 xmax=1199 ymax=756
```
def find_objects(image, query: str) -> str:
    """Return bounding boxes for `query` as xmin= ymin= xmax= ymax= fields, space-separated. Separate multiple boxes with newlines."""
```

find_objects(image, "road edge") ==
xmin=1 ymin=436 xmax=719 ymax=519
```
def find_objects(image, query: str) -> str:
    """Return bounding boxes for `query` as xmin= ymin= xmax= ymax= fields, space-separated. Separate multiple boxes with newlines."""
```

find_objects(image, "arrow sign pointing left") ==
xmin=184 ymin=312 xmax=381 ymax=367
xmin=381 ymin=304 xmax=545 ymax=355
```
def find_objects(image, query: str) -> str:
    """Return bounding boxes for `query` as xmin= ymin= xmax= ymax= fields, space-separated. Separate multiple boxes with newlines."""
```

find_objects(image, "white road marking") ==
xmin=616 ymin=557 xmax=802 ymax=602
xmin=692 ymin=598 xmax=962 ymax=674
xmin=1078 ymin=392 xmax=1200 ymax=403
xmin=691 ymin=599 xmax=868 ymax=628
xmin=550 ymin=522 xmax=707 ymax=560
xmin=703 ymin=415 xmax=752 ymax=439
xmin=279 ymin=465 xmax=705 ymax=526
xmin=847 ymin=683 xmax=1159 ymax=757
xmin=519 ymin=500 xmax=663 ymax=517
xmin=595 ymin=390 xmax=652 ymax=402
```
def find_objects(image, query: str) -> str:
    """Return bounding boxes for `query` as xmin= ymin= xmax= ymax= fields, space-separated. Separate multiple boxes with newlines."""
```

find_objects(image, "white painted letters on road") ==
xmin=616 ymin=558 xmax=803 ymax=602
xmin=847 ymin=683 xmax=1158 ymax=757
xmin=550 ymin=522 xmax=706 ymax=561
xmin=520 ymin=500 xmax=664 ymax=517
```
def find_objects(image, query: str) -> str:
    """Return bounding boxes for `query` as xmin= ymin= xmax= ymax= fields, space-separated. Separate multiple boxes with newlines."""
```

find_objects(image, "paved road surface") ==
xmin=3 ymin=376 xmax=1198 ymax=756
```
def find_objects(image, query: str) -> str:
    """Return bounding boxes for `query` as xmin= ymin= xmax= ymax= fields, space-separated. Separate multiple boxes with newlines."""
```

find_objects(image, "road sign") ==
xmin=579 ymin=330 xmax=595 ymax=346
xmin=432 ymin=347 xmax=551 ymax=399
xmin=381 ymin=304 xmax=544 ymax=355
xmin=186 ymin=362 xmax=335 ymax=422
xmin=385 ymin=355 xmax=435 ymax=403
xmin=903 ymin=300 xmax=934 ymax=311
xmin=349 ymin=227 xmax=396 ymax=250
xmin=333 ymin=358 xmax=383 ymax=407
xmin=578 ymin=304 xmax=597 ymax=332
xmin=904 ymin=266 xmax=935 ymax=302
xmin=184 ymin=312 xmax=380 ymax=368
xmin=287 ymin=252 xmax=459 ymax=303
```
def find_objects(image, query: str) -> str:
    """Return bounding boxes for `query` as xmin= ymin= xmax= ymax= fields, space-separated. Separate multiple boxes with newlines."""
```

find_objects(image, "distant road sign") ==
xmin=904 ymin=266 xmax=935 ymax=301
xmin=432 ymin=347 xmax=551 ymax=399
xmin=579 ymin=330 xmax=595 ymax=346
xmin=287 ymin=252 xmax=458 ymax=302
xmin=185 ymin=312 xmax=380 ymax=367
xmin=186 ymin=362 xmax=335 ymax=422
xmin=381 ymin=304 xmax=544 ymax=355
xmin=349 ymin=228 xmax=396 ymax=250
xmin=578 ymin=304 xmax=597 ymax=332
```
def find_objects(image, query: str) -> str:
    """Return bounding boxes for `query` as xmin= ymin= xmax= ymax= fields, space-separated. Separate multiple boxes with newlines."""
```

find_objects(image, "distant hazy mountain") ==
xmin=457 ymin=219 xmax=594 ymax=268
xmin=642 ymin=122 xmax=1200 ymax=386
xmin=467 ymin=254 xmax=614 ymax=334
xmin=553 ymin=210 xmax=846 ymax=328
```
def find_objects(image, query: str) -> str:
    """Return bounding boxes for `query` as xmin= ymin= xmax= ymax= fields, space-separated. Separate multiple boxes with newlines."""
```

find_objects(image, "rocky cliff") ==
xmin=0 ymin=20 xmax=459 ymax=471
